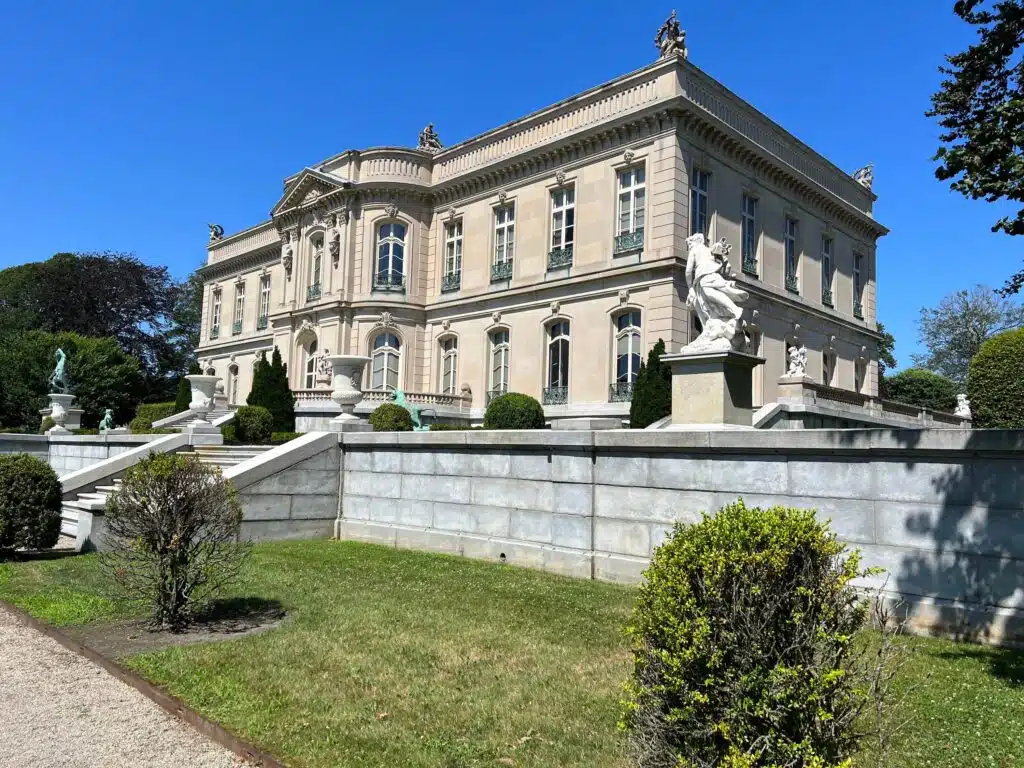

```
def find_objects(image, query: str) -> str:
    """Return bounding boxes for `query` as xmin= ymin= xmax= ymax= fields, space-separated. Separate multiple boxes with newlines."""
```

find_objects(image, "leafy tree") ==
xmin=876 ymin=321 xmax=897 ymax=377
xmin=247 ymin=348 xmax=294 ymax=432
xmin=912 ymin=284 xmax=1024 ymax=385
xmin=173 ymin=362 xmax=201 ymax=413
xmin=0 ymin=331 xmax=144 ymax=429
xmin=162 ymin=268 xmax=204 ymax=381
xmin=883 ymin=368 xmax=960 ymax=412
xmin=629 ymin=339 xmax=672 ymax=429
xmin=968 ymin=327 xmax=1024 ymax=427
xmin=927 ymin=1 xmax=1024 ymax=294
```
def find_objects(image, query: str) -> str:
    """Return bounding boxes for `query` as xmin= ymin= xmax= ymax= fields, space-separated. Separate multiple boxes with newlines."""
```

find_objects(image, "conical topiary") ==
xmin=629 ymin=338 xmax=671 ymax=428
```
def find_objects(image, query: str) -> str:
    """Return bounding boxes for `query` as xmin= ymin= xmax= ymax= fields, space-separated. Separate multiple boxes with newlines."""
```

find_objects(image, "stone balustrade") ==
xmin=293 ymin=389 xmax=471 ymax=409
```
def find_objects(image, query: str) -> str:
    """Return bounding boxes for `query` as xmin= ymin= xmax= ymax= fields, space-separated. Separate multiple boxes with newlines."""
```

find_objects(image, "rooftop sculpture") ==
xmin=418 ymin=124 xmax=443 ymax=153
xmin=655 ymin=10 xmax=687 ymax=59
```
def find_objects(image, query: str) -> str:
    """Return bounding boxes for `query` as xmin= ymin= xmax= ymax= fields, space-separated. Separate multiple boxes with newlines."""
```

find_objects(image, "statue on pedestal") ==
xmin=852 ymin=163 xmax=874 ymax=190
xmin=208 ymin=223 xmax=225 ymax=242
xmin=49 ymin=349 xmax=70 ymax=394
xmin=682 ymin=234 xmax=749 ymax=354
xmin=955 ymin=394 xmax=972 ymax=419
xmin=418 ymin=124 xmax=443 ymax=153
xmin=99 ymin=409 xmax=114 ymax=432
xmin=655 ymin=10 xmax=688 ymax=59
xmin=786 ymin=344 xmax=808 ymax=376
xmin=315 ymin=347 xmax=333 ymax=385
xmin=391 ymin=390 xmax=425 ymax=430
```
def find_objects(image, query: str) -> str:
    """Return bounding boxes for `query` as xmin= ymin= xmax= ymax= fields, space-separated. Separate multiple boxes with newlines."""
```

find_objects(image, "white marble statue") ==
xmin=955 ymin=393 xmax=972 ymax=419
xmin=853 ymin=163 xmax=874 ymax=190
xmin=787 ymin=344 xmax=808 ymax=376
xmin=315 ymin=347 xmax=332 ymax=384
xmin=682 ymin=233 xmax=750 ymax=353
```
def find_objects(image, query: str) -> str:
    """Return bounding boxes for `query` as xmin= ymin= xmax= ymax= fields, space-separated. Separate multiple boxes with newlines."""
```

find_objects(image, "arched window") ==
xmin=371 ymin=333 xmax=401 ymax=391
xmin=440 ymin=337 xmax=458 ymax=395
xmin=375 ymin=223 xmax=407 ymax=290
xmin=612 ymin=311 xmax=642 ymax=401
xmin=304 ymin=340 xmax=318 ymax=389
xmin=544 ymin=321 xmax=570 ymax=405
xmin=489 ymin=329 xmax=510 ymax=402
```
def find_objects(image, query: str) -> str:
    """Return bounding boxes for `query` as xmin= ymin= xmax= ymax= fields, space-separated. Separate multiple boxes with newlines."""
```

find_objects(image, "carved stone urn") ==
xmin=185 ymin=374 xmax=220 ymax=424
xmin=328 ymin=355 xmax=372 ymax=431
xmin=46 ymin=393 xmax=77 ymax=434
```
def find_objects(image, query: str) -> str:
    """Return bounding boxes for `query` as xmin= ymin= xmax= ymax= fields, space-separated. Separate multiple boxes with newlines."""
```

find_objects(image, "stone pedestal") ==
xmin=327 ymin=355 xmax=372 ymax=433
xmin=776 ymin=373 xmax=817 ymax=405
xmin=43 ymin=393 xmax=80 ymax=434
xmin=662 ymin=350 xmax=765 ymax=428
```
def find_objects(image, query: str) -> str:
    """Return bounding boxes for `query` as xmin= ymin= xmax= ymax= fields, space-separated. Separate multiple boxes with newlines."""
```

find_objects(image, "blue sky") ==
xmin=1 ymin=0 xmax=1020 ymax=369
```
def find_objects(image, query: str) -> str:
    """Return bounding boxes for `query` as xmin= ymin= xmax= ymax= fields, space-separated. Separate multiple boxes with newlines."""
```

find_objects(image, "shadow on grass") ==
xmin=0 ymin=546 xmax=79 ymax=563
xmin=933 ymin=644 xmax=1024 ymax=688
xmin=191 ymin=596 xmax=286 ymax=633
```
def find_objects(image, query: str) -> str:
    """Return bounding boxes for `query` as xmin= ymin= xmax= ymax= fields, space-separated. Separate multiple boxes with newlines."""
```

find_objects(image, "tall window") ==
xmin=784 ymin=217 xmax=799 ymax=292
xmin=613 ymin=311 xmax=642 ymax=400
xmin=489 ymin=329 xmax=510 ymax=396
xmin=822 ymin=349 xmax=835 ymax=387
xmin=617 ymin=166 xmax=646 ymax=236
xmin=440 ymin=337 xmax=458 ymax=395
xmin=690 ymin=166 xmax=711 ymax=237
xmin=551 ymin=187 xmax=575 ymax=252
xmin=310 ymin=236 xmax=323 ymax=295
xmin=444 ymin=221 xmax=463 ymax=277
xmin=376 ymin=223 xmax=406 ymax=288
xmin=741 ymin=194 xmax=759 ymax=274
xmin=494 ymin=204 xmax=515 ymax=264
xmin=547 ymin=321 xmax=570 ymax=390
xmin=233 ymin=282 xmax=245 ymax=334
xmin=371 ymin=333 xmax=401 ymax=391
xmin=853 ymin=253 xmax=864 ymax=316
xmin=821 ymin=236 xmax=834 ymax=305
xmin=855 ymin=358 xmax=866 ymax=393
xmin=304 ymin=340 xmax=318 ymax=389
xmin=258 ymin=275 xmax=271 ymax=327
xmin=210 ymin=289 xmax=222 ymax=338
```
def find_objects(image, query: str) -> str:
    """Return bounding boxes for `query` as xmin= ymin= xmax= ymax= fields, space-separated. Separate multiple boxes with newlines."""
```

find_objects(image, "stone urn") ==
xmin=46 ymin=393 xmax=77 ymax=434
xmin=185 ymin=374 xmax=220 ymax=424
xmin=328 ymin=355 xmax=371 ymax=431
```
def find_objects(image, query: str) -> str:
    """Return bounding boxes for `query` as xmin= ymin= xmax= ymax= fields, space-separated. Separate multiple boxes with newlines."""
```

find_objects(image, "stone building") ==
xmin=196 ymin=21 xmax=886 ymax=427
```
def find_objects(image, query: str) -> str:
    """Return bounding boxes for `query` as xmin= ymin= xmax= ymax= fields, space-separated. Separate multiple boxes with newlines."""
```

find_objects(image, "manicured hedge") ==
xmin=0 ymin=453 xmax=61 ymax=550
xmin=234 ymin=406 xmax=273 ymax=444
xmin=483 ymin=393 xmax=545 ymax=430
xmin=135 ymin=401 xmax=177 ymax=425
xmin=968 ymin=328 xmax=1024 ymax=428
xmin=883 ymin=368 xmax=958 ymax=413
xmin=369 ymin=402 xmax=414 ymax=432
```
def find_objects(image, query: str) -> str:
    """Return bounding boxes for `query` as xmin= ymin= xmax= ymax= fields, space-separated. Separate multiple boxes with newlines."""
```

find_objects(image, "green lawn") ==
xmin=1 ymin=541 xmax=1022 ymax=768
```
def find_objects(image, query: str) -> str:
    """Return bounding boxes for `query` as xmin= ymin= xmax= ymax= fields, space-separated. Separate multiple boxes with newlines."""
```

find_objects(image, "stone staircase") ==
xmin=60 ymin=444 xmax=273 ymax=540
xmin=168 ymin=406 xmax=235 ymax=432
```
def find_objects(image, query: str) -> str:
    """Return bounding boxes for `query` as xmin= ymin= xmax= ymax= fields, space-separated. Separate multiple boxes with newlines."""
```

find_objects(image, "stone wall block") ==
xmin=372 ymin=450 xmax=403 ymax=474
xmin=594 ymin=454 xmax=650 ymax=487
xmin=510 ymin=509 xmax=553 ymax=543
xmin=471 ymin=477 xmax=553 ymax=512
xmin=471 ymin=452 xmax=512 ymax=478
xmin=552 ymin=482 xmax=592 ymax=516
xmin=240 ymin=494 xmax=292 ymax=521
xmin=595 ymin=485 xmax=713 ymax=524
xmin=247 ymin=469 xmax=338 ymax=496
xmin=291 ymin=495 xmax=338 ymax=520
xmin=593 ymin=552 xmax=648 ymax=583
xmin=435 ymin=450 xmax=474 ymax=476
xmin=510 ymin=452 xmax=552 ymax=481
xmin=397 ymin=499 xmax=434 ymax=527
xmin=241 ymin=518 xmax=333 ymax=542
xmin=337 ymin=519 xmax=398 ymax=546
xmin=344 ymin=450 xmax=373 ymax=472
xmin=648 ymin=455 xmax=712 ymax=490
xmin=401 ymin=451 xmax=436 ymax=475
xmin=401 ymin=473 xmax=471 ymax=503
xmin=294 ymin=448 xmax=340 ymax=471
xmin=395 ymin=526 xmax=461 ymax=555
xmin=345 ymin=470 xmax=401 ymax=498
xmin=551 ymin=514 xmax=591 ymax=550
xmin=551 ymin=452 xmax=593 ymax=483
xmin=789 ymin=458 xmax=874 ymax=499
xmin=342 ymin=495 xmax=372 ymax=520
xmin=595 ymin=518 xmax=651 ymax=557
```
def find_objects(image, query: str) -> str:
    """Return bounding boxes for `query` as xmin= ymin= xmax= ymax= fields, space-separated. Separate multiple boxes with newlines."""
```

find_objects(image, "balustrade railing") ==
xmin=547 ymin=246 xmax=573 ymax=270
xmin=306 ymin=283 xmax=322 ymax=302
xmin=491 ymin=260 xmax=513 ymax=282
xmin=232 ymin=320 xmax=242 ymax=336
xmin=293 ymin=388 xmax=472 ymax=408
xmin=609 ymin=382 xmax=634 ymax=402
xmin=853 ymin=300 xmax=864 ymax=319
xmin=742 ymin=257 xmax=758 ymax=277
xmin=821 ymin=287 xmax=833 ymax=307
xmin=542 ymin=386 xmax=568 ymax=405
xmin=256 ymin=315 xmax=269 ymax=330
xmin=486 ymin=388 xmax=507 ymax=404
xmin=785 ymin=273 xmax=799 ymax=293
xmin=373 ymin=271 xmax=406 ymax=292
xmin=613 ymin=229 xmax=644 ymax=255
xmin=441 ymin=271 xmax=461 ymax=293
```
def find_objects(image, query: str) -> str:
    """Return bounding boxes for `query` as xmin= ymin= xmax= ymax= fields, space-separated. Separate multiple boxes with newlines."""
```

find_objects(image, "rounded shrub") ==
xmin=369 ymin=402 xmax=414 ymax=432
xmin=622 ymin=499 xmax=891 ymax=768
xmin=234 ymin=405 xmax=273 ymax=444
xmin=968 ymin=328 xmax=1024 ymax=428
xmin=483 ymin=392 xmax=545 ymax=430
xmin=0 ymin=454 xmax=62 ymax=550
xmin=882 ymin=368 xmax=958 ymax=412
xmin=39 ymin=416 xmax=55 ymax=434
xmin=128 ymin=415 xmax=153 ymax=434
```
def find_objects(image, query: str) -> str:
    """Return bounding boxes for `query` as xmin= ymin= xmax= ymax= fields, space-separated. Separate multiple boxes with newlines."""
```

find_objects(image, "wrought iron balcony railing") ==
xmin=486 ymin=388 xmax=507 ymax=405
xmin=613 ymin=228 xmax=644 ymax=255
xmin=609 ymin=382 xmax=634 ymax=402
xmin=547 ymin=246 xmax=573 ymax=270
xmin=821 ymin=287 xmax=833 ymax=307
xmin=491 ymin=260 xmax=513 ymax=283
xmin=742 ymin=257 xmax=758 ymax=277
xmin=210 ymin=327 xmax=220 ymax=340
xmin=441 ymin=271 xmax=461 ymax=293
xmin=306 ymin=283 xmax=322 ymax=302
xmin=232 ymin=320 xmax=243 ymax=336
xmin=256 ymin=315 xmax=269 ymax=330
xmin=785 ymin=273 xmax=799 ymax=293
xmin=854 ymin=300 xmax=864 ymax=319
xmin=373 ymin=271 xmax=406 ymax=292
xmin=542 ymin=386 xmax=568 ymax=405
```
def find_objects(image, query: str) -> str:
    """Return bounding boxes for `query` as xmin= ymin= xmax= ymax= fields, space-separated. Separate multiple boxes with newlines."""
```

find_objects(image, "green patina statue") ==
xmin=99 ymin=408 xmax=114 ymax=432
xmin=390 ymin=389 xmax=429 ymax=431
xmin=49 ymin=348 xmax=70 ymax=394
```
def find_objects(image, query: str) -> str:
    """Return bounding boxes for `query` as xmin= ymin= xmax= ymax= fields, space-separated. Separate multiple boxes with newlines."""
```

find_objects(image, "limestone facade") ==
xmin=196 ymin=53 xmax=886 ymax=419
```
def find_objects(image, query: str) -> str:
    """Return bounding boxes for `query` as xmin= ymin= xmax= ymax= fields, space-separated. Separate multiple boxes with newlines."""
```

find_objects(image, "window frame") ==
xmin=233 ymin=282 xmax=245 ymax=332
xmin=370 ymin=332 xmax=401 ymax=391
xmin=690 ymin=165 xmax=711 ymax=237
xmin=784 ymin=216 xmax=799 ymax=291
xmin=741 ymin=194 xmax=759 ymax=274
xmin=546 ymin=320 xmax=571 ymax=389
xmin=439 ymin=336 xmax=458 ymax=395
xmin=489 ymin=329 xmax=510 ymax=394
xmin=210 ymin=289 xmax=222 ymax=337
xmin=444 ymin=220 xmax=463 ymax=277
xmin=493 ymin=203 xmax=516 ymax=266
xmin=258 ymin=275 xmax=271 ymax=323
xmin=304 ymin=339 xmax=318 ymax=389
xmin=613 ymin=310 xmax=643 ymax=385
xmin=550 ymin=185 xmax=576 ymax=251
xmin=853 ymin=252 xmax=864 ymax=315
xmin=375 ymin=221 xmax=407 ymax=283
xmin=616 ymin=166 xmax=646 ymax=236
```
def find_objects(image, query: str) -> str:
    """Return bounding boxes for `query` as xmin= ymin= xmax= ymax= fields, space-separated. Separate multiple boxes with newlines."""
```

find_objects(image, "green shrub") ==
xmin=101 ymin=452 xmax=247 ymax=630
xmin=0 ymin=454 xmax=62 ymax=550
xmin=629 ymin=338 xmax=671 ymax=429
xmin=622 ymin=499 xmax=901 ymax=768
xmin=247 ymin=348 xmax=295 ymax=432
xmin=234 ymin=406 xmax=273 ymax=444
xmin=271 ymin=431 xmax=304 ymax=443
xmin=483 ymin=392 xmax=546 ymax=430
xmin=968 ymin=328 xmax=1024 ymax=428
xmin=369 ymin=402 xmax=414 ymax=432
xmin=39 ymin=416 xmax=55 ymax=434
xmin=129 ymin=416 xmax=152 ymax=434
xmin=883 ymin=368 xmax=958 ymax=412
xmin=173 ymin=375 xmax=192 ymax=414
xmin=428 ymin=423 xmax=473 ymax=431
xmin=72 ymin=428 xmax=99 ymax=435
xmin=135 ymin=401 xmax=176 ymax=425
xmin=221 ymin=423 xmax=238 ymax=444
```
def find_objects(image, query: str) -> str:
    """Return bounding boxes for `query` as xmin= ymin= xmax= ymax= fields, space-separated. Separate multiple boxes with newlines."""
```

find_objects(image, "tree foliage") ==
xmin=482 ymin=392 xmax=546 ymax=430
xmin=968 ymin=327 xmax=1024 ymax=426
xmin=629 ymin=339 xmax=672 ymax=429
xmin=928 ymin=1 xmax=1024 ymax=293
xmin=876 ymin=321 xmax=897 ymax=377
xmin=913 ymin=284 xmax=1024 ymax=385
xmin=246 ymin=348 xmax=294 ymax=433
xmin=0 ymin=454 xmax=61 ymax=551
xmin=369 ymin=402 xmax=415 ymax=432
xmin=883 ymin=368 xmax=960 ymax=413
xmin=0 ymin=331 xmax=144 ymax=430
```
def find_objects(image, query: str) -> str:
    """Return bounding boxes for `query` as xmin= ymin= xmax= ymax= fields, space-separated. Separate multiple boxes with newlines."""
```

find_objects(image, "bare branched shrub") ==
xmin=101 ymin=452 xmax=249 ymax=631
xmin=621 ymin=499 xmax=911 ymax=768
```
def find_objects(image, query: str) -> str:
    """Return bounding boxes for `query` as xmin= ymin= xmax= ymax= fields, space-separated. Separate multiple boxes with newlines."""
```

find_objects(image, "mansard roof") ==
xmin=270 ymin=168 xmax=351 ymax=217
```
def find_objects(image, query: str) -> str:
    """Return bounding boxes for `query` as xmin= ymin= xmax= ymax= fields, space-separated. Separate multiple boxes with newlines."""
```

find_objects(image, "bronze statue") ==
xmin=49 ymin=348 xmax=70 ymax=394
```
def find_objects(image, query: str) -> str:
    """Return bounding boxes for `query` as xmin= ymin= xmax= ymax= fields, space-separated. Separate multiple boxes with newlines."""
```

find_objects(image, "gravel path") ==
xmin=0 ymin=607 xmax=243 ymax=768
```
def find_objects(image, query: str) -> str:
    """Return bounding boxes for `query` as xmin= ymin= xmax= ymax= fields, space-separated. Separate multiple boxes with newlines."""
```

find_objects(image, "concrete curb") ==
xmin=0 ymin=598 xmax=288 ymax=768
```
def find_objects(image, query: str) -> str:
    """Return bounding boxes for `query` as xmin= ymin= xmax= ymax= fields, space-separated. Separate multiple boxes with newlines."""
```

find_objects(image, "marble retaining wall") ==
xmin=0 ymin=433 xmax=157 ymax=474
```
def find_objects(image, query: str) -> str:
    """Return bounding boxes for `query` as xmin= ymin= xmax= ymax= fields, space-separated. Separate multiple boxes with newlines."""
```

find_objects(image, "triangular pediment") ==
xmin=271 ymin=168 xmax=351 ymax=217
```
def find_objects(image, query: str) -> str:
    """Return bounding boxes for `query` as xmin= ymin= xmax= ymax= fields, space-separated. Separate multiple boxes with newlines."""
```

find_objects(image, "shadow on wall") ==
xmin=832 ymin=428 xmax=1024 ymax=649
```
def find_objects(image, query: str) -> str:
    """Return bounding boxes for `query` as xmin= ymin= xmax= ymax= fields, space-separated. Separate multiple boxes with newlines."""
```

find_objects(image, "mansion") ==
xmin=196 ymin=30 xmax=886 ymax=425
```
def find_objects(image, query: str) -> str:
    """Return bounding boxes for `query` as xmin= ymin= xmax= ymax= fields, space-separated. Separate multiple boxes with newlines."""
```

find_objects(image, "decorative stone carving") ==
xmin=379 ymin=311 xmax=394 ymax=328
xmin=418 ymin=123 xmax=443 ymax=153
xmin=385 ymin=202 xmax=399 ymax=218
xmin=786 ymin=344 xmax=808 ymax=376
xmin=185 ymin=375 xmax=219 ymax=424
xmin=655 ymin=9 xmax=687 ymax=59
xmin=680 ymin=234 xmax=749 ymax=354
xmin=492 ymin=311 xmax=502 ymax=324
xmin=550 ymin=301 xmax=560 ymax=315
xmin=49 ymin=348 xmax=70 ymax=394
xmin=330 ymin=236 xmax=340 ymax=267
xmin=618 ymin=289 xmax=630 ymax=304
xmin=497 ymin=190 xmax=508 ymax=203
xmin=442 ymin=319 xmax=451 ymax=331
xmin=328 ymin=355 xmax=372 ymax=429
xmin=955 ymin=394 xmax=972 ymax=419
xmin=208 ymin=223 xmax=225 ymax=242
xmin=853 ymin=163 xmax=874 ymax=190
xmin=460 ymin=383 xmax=472 ymax=399
xmin=303 ymin=187 xmax=321 ymax=203
xmin=282 ymin=248 xmax=293 ymax=278
xmin=314 ymin=347 xmax=332 ymax=385
xmin=623 ymin=149 xmax=635 ymax=163
xmin=447 ymin=207 xmax=457 ymax=222
xmin=555 ymin=170 xmax=566 ymax=185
